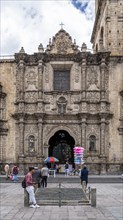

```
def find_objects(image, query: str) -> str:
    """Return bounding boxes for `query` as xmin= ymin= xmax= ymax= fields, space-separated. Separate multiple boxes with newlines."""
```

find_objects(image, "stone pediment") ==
xmin=46 ymin=29 xmax=79 ymax=54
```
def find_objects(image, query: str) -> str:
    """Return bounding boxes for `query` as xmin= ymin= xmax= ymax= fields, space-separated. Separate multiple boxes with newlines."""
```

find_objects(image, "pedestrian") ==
xmin=25 ymin=167 xmax=40 ymax=208
xmin=41 ymin=164 xmax=49 ymax=188
xmin=64 ymin=161 xmax=69 ymax=176
xmin=32 ymin=167 xmax=42 ymax=188
xmin=12 ymin=165 xmax=19 ymax=181
xmin=80 ymin=165 xmax=89 ymax=187
xmin=4 ymin=163 xmax=10 ymax=180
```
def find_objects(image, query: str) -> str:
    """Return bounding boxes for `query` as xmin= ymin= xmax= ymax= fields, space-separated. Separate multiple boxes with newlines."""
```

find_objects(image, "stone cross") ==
xmin=59 ymin=22 xmax=64 ymax=29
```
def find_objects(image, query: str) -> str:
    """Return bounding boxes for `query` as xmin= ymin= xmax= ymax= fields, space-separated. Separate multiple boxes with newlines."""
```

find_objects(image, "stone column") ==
xmin=38 ymin=60 xmax=43 ymax=99
xmin=18 ymin=60 xmax=25 ymax=100
xmin=18 ymin=118 xmax=25 ymax=156
xmin=38 ymin=118 xmax=43 ymax=156
xmin=81 ymin=58 xmax=86 ymax=99
xmin=100 ymin=118 xmax=106 ymax=156
xmin=100 ymin=58 xmax=106 ymax=100
xmin=81 ymin=118 xmax=86 ymax=148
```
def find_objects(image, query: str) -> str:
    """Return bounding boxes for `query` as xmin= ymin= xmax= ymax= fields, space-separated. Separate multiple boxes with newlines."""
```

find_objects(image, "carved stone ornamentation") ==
xmin=87 ymin=67 xmax=99 ymax=90
xmin=44 ymin=65 xmax=50 ymax=83
xmin=25 ymin=71 xmax=37 ymax=91
xmin=45 ymin=29 xmax=79 ymax=54
xmin=86 ymin=92 xmax=100 ymax=101
xmin=72 ymin=63 xmax=80 ymax=83
xmin=25 ymin=92 xmax=38 ymax=102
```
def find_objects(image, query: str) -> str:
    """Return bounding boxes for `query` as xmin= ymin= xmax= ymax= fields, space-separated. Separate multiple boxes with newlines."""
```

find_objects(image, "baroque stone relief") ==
xmin=46 ymin=29 xmax=79 ymax=54
xmin=44 ymin=64 xmax=50 ymax=83
xmin=25 ymin=91 xmax=38 ymax=102
xmin=25 ymin=70 xmax=38 ymax=91
xmin=25 ymin=104 xmax=37 ymax=113
xmin=86 ymin=91 xmax=100 ymax=101
xmin=71 ymin=63 xmax=80 ymax=83
xmin=87 ymin=66 xmax=99 ymax=90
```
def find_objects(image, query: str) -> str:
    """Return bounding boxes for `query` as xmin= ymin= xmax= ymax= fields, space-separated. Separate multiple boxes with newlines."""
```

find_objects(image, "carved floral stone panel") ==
xmin=25 ymin=91 xmax=38 ymax=102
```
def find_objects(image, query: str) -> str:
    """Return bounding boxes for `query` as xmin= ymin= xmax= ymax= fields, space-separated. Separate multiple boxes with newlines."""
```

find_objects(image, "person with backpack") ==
xmin=25 ymin=167 xmax=40 ymax=208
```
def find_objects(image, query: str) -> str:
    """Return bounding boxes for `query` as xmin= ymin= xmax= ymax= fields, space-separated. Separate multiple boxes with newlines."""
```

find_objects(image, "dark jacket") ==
xmin=80 ymin=167 xmax=89 ymax=183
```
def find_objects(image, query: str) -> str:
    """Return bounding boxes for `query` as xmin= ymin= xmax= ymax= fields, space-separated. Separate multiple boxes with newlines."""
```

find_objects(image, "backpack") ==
xmin=21 ymin=177 xmax=26 ymax=188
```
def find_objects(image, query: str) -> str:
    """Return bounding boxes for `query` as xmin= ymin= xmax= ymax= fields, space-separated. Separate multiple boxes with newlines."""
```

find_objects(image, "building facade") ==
xmin=0 ymin=0 xmax=123 ymax=174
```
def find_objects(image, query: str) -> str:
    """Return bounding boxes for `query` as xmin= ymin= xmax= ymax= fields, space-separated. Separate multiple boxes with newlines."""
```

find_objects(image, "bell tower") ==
xmin=91 ymin=0 xmax=123 ymax=55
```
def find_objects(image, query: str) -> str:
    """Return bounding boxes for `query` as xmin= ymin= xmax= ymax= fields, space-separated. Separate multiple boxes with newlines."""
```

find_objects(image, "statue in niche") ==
xmin=89 ymin=135 xmax=96 ymax=152
xmin=28 ymin=135 xmax=35 ymax=153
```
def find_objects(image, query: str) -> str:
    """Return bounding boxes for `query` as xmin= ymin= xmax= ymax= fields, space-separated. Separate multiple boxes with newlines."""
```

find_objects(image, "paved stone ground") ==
xmin=0 ymin=182 xmax=123 ymax=220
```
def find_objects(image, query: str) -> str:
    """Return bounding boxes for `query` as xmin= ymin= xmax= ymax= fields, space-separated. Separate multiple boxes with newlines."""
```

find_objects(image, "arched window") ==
xmin=28 ymin=135 xmax=35 ymax=153
xmin=89 ymin=135 xmax=96 ymax=152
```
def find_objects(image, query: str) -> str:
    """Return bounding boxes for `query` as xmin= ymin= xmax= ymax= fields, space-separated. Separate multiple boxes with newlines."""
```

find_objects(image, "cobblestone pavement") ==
xmin=0 ymin=182 xmax=123 ymax=220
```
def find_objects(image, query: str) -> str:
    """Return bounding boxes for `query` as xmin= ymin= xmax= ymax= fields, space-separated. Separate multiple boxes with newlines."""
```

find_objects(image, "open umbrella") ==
xmin=44 ymin=157 xmax=59 ymax=163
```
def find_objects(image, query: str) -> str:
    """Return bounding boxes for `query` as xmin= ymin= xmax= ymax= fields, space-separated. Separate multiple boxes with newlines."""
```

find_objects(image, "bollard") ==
xmin=91 ymin=188 xmax=96 ymax=207
xmin=24 ymin=189 xmax=29 ymax=207
xmin=59 ymin=183 xmax=61 ymax=207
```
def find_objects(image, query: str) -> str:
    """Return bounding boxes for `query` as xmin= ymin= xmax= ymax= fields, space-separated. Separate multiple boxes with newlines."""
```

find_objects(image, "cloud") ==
xmin=1 ymin=0 xmax=95 ymax=55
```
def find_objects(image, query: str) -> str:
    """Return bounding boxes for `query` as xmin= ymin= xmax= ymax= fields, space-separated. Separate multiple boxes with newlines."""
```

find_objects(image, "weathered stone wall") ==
xmin=0 ymin=61 xmax=16 ymax=162
xmin=92 ymin=0 xmax=123 ymax=56
xmin=109 ymin=59 xmax=123 ymax=164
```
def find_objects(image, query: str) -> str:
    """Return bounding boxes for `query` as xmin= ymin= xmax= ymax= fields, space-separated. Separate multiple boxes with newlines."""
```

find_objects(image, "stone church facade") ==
xmin=0 ymin=0 xmax=123 ymax=174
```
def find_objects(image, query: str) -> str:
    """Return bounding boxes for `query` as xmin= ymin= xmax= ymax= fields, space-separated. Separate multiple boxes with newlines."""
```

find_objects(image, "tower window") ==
xmin=109 ymin=43 xmax=111 ymax=46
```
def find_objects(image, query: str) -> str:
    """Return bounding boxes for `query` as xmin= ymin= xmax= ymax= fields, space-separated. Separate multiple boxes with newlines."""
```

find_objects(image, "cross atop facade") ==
xmin=59 ymin=22 xmax=64 ymax=29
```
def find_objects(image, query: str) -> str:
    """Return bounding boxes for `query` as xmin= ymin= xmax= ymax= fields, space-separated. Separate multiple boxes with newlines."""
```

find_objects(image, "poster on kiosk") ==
xmin=74 ymin=147 xmax=85 ymax=165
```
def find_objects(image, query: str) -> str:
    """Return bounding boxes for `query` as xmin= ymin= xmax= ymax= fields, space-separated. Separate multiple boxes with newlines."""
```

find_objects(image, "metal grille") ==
xmin=54 ymin=71 xmax=70 ymax=91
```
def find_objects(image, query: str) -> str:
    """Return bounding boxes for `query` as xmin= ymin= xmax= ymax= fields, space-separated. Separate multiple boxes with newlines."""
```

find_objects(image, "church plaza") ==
xmin=0 ymin=180 xmax=123 ymax=220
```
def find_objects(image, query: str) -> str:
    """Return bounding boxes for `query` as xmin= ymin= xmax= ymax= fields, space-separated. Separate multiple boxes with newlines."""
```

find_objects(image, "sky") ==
xmin=1 ymin=0 xmax=95 ymax=56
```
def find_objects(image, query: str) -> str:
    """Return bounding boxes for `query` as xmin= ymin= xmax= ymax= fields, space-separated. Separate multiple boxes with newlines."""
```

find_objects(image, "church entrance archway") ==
xmin=49 ymin=130 xmax=75 ymax=165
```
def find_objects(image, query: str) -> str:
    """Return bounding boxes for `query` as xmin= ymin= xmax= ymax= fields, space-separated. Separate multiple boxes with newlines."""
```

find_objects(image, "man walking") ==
xmin=80 ymin=165 xmax=89 ymax=187
xmin=41 ymin=164 xmax=49 ymax=188
xmin=25 ymin=167 xmax=40 ymax=208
